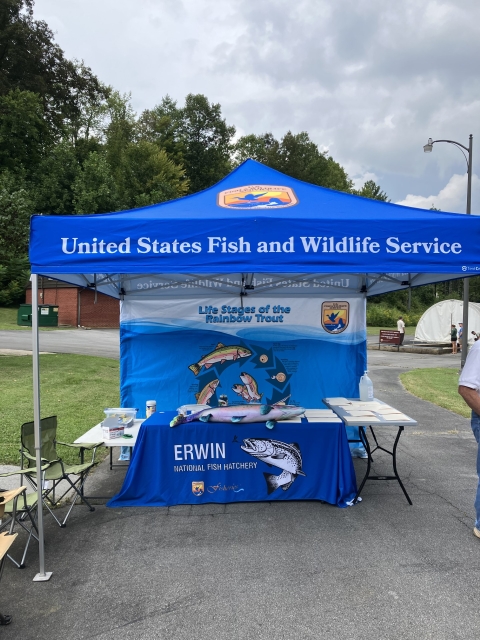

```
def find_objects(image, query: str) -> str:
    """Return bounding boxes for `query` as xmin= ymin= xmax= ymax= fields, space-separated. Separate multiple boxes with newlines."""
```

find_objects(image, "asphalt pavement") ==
xmin=1 ymin=329 xmax=479 ymax=639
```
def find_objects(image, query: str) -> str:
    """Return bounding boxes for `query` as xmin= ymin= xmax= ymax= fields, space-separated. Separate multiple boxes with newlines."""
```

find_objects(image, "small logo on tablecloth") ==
xmin=192 ymin=481 xmax=204 ymax=496
xmin=321 ymin=301 xmax=349 ymax=334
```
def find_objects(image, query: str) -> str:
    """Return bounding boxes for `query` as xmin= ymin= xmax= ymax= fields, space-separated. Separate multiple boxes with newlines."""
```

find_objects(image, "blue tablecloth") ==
xmin=107 ymin=411 xmax=357 ymax=508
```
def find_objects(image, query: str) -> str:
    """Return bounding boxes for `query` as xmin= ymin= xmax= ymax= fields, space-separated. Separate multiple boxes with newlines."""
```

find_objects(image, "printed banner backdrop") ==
xmin=120 ymin=294 xmax=366 ymax=416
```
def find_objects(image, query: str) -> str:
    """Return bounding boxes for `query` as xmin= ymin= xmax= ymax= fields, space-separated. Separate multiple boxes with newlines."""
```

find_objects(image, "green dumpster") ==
xmin=17 ymin=304 xmax=59 ymax=327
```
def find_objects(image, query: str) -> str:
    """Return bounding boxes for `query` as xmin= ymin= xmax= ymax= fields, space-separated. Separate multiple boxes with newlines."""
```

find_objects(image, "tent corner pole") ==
xmin=31 ymin=274 xmax=52 ymax=582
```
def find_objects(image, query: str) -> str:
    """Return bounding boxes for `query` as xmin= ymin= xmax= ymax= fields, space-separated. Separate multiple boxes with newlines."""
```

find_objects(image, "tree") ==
xmin=72 ymin=151 xmax=119 ymax=214
xmin=0 ymin=1 xmax=108 ymax=137
xmin=33 ymin=140 xmax=81 ymax=214
xmin=0 ymin=170 xmax=32 ymax=304
xmin=121 ymin=141 xmax=188 ymax=208
xmin=233 ymin=133 xmax=279 ymax=166
xmin=353 ymin=180 xmax=389 ymax=202
xmin=137 ymin=95 xmax=184 ymax=167
xmin=0 ymin=89 xmax=52 ymax=176
xmin=140 ymin=94 xmax=235 ymax=194
xmin=233 ymin=130 xmax=352 ymax=192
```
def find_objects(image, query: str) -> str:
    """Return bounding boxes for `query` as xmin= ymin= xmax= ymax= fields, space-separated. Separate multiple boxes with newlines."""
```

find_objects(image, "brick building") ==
xmin=26 ymin=277 xmax=119 ymax=328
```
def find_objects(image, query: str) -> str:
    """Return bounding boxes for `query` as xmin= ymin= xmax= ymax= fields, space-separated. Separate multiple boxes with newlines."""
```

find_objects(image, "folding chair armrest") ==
xmin=0 ymin=463 xmax=51 ymax=478
xmin=0 ymin=487 xmax=26 ymax=503
xmin=57 ymin=441 xmax=103 ymax=450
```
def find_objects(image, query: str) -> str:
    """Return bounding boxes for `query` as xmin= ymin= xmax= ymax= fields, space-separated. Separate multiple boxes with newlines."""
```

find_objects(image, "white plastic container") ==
xmin=359 ymin=371 xmax=374 ymax=402
xmin=146 ymin=400 xmax=156 ymax=418
xmin=103 ymin=408 xmax=138 ymax=428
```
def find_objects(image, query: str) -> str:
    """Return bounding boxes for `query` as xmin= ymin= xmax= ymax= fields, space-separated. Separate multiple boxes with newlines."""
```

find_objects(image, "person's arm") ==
xmin=459 ymin=386 xmax=480 ymax=414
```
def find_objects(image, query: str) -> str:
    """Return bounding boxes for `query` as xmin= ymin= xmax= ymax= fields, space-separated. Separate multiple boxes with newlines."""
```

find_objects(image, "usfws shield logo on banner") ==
xmin=321 ymin=302 xmax=349 ymax=334
xmin=217 ymin=185 xmax=298 ymax=209
xmin=192 ymin=481 xmax=204 ymax=496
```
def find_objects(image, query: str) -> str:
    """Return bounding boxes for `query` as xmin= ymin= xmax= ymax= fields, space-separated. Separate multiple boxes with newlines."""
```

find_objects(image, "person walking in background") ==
xmin=458 ymin=322 xmax=463 ymax=353
xmin=451 ymin=324 xmax=458 ymax=354
xmin=459 ymin=341 xmax=480 ymax=538
xmin=397 ymin=316 xmax=405 ymax=345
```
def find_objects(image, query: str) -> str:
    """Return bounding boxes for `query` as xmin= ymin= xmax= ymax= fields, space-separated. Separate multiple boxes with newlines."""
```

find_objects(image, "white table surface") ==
xmin=74 ymin=419 xmax=145 ymax=447
xmin=323 ymin=398 xmax=418 ymax=427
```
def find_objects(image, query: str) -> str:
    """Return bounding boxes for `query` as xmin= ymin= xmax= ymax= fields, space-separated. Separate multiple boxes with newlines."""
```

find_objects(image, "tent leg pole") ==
xmin=31 ymin=274 xmax=52 ymax=582
xmin=461 ymin=278 xmax=469 ymax=369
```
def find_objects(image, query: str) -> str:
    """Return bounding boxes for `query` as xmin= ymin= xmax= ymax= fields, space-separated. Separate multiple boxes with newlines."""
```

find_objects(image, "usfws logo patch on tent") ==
xmin=192 ymin=481 xmax=204 ymax=496
xmin=321 ymin=302 xmax=349 ymax=334
xmin=217 ymin=185 xmax=298 ymax=209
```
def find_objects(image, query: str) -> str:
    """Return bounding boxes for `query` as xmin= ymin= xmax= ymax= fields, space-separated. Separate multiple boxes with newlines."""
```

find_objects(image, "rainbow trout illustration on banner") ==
xmin=189 ymin=343 xmax=251 ymax=376
xmin=170 ymin=402 xmax=305 ymax=429
xmin=240 ymin=438 xmax=306 ymax=494
xmin=239 ymin=372 xmax=263 ymax=401
xmin=195 ymin=379 xmax=220 ymax=405
xmin=232 ymin=384 xmax=251 ymax=402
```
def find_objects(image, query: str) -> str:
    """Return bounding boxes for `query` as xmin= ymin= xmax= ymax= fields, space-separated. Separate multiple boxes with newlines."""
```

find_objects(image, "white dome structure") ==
xmin=414 ymin=299 xmax=480 ymax=343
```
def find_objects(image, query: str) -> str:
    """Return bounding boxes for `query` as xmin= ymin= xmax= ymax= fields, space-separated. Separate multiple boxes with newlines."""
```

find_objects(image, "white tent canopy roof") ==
xmin=415 ymin=299 xmax=480 ymax=343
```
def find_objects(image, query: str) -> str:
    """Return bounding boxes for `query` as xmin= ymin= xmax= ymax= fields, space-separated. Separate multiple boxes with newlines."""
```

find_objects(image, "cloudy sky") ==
xmin=35 ymin=0 xmax=480 ymax=212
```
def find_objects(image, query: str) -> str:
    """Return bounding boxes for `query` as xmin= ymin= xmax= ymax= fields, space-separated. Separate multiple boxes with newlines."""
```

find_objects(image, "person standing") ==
xmin=458 ymin=322 xmax=463 ymax=353
xmin=397 ymin=316 xmax=405 ymax=345
xmin=459 ymin=341 xmax=480 ymax=538
xmin=451 ymin=324 xmax=458 ymax=354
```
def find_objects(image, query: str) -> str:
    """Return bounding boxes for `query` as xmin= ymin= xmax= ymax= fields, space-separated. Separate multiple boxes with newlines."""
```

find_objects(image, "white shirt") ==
xmin=397 ymin=319 xmax=405 ymax=333
xmin=459 ymin=340 xmax=480 ymax=391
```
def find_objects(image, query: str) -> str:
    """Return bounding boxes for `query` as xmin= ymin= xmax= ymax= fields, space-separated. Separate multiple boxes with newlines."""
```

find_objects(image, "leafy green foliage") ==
xmin=0 ymin=1 xmax=109 ymax=136
xmin=366 ymin=303 xmax=421 ymax=327
xmin=140 ymin=94 xmax=235 ymax=194
xmin=72 ymin=151 xmax=119 ymax=214
xmin=0 ymin=89 xmax=52 ymax=175
xmin=0 ymin=170 xmax=32 ymax=304
xmin=234 ymin=131 xmax=353 ymax=192
xmin=352 ymin=180 xmax=390 ymax=202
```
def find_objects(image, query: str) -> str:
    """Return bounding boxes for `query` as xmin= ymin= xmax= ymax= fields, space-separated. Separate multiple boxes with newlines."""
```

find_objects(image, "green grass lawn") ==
xmin=0 ymin=306 xmax=70 ymax=330
xmin=367 ymin=325 xmax=416 ymax=336
xmin=0 ymin=354 xmax=120 ymax=465
xmin=400 ymin=367 xmax=469 ymax=418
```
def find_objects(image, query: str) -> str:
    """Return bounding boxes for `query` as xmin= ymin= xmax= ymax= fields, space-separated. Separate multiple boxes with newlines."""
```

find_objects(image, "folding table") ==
xmin=323 ymin=397 xmax=417 ymax=505
xmin=74 ymin=419 xmax=145 ymax=470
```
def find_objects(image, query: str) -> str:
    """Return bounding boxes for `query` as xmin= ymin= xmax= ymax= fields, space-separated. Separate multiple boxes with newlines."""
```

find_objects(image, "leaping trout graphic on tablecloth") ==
xmin=241 ymin=438 xmax=306 ymax=495
xmin=188 ymin=343 xmax=252 ymax=376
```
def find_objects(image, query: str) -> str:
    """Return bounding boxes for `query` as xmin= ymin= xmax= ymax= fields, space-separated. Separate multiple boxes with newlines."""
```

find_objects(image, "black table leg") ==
xmin=351 ymin=425 xmax=412 ymax=506
xmin=392 ymin=426 xmax=412 ymax=505
xmin=352 ymin=426 xmax=371 ymax=504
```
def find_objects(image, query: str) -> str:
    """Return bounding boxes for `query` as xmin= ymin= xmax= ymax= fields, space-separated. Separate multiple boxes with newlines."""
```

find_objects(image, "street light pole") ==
xmin=424 ymin=134 xmax=473 ymax=367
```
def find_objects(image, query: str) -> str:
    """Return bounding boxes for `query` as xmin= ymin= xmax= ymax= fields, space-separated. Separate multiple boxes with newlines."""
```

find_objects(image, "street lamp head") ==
xmin=423 ymin=138 xmax=434 ymax=153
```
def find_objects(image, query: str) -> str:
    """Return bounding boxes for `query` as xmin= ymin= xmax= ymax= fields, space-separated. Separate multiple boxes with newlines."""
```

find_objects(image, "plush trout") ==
xmin=170 ymin=402 xmax=305 ymax=429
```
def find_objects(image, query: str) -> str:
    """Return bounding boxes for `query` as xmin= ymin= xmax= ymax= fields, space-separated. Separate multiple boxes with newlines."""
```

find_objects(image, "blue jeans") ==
xmin=346 ymin=426 xmax=367 ymax=457
xmin=471 ymin=411 xmax=480 ymax=528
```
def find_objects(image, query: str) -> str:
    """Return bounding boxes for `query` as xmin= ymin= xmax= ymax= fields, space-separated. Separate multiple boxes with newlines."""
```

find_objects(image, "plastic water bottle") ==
xmin=359 ymin=371 xmax=374 ymax=402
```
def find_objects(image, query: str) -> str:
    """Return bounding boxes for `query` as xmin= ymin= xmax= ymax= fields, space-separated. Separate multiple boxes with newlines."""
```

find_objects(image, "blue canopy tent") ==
xmin=28 ymin=159 xmax=480 ymax=579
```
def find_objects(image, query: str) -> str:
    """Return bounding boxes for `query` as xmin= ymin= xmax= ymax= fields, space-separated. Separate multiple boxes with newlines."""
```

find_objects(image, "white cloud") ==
xmin=396 ymin=173 xmax=480 ymax=213
xmin=33 ymin=0 xmax=480 ymax=202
